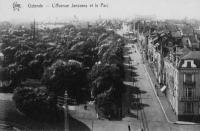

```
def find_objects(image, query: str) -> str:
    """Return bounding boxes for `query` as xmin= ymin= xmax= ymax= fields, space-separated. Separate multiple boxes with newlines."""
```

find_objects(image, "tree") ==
xmin=89 ymin=63 xmax=124 ymax=119
xmin=8 ymin=63 xmax=27 ymax=88
xmin=0 ymin=67 xmax=10 ymax=81
xmin=13 ymin=86 xmax=63 ymax=122
xmin=42 ymin=59 xmax=88 ymax=103
xmin=2 ymin=46 xmax=17 ymax=66
xmin=28 ymin=59 xmax=44 ymax=79
xmin=14 ymin=50 xmax=34 ymax=66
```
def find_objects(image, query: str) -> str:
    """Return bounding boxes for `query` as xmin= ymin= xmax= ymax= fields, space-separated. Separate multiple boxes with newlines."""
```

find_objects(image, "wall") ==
xmin=164 ymin=60 xmax=178 ymax=113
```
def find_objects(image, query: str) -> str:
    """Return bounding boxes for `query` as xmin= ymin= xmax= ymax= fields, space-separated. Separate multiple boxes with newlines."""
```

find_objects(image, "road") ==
xmin=126 ymin=43 xmax=169 ymax=130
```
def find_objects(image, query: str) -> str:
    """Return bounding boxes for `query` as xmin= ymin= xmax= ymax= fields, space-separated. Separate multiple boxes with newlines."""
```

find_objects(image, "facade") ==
xmin=147 ymin=35 xmax=162 ymax=83
xmin=163 ymin=59 xmax=179 ymax=114
xmin=177 ymin=51 xmax=200 ymax=121
xmin=162 ymin=51 xmax=200 ymax=121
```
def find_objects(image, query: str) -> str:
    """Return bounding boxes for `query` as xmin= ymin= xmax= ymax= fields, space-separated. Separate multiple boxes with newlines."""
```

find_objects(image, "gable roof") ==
xmin=176 ymin=47 xmax=190 ymax=56
xmin=181 ymin=51 xmax=200 ymax=60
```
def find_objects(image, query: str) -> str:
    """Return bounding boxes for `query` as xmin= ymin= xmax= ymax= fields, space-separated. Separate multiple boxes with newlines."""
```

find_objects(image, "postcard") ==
xmin=0 ymin=0 xmax=200 ymax=131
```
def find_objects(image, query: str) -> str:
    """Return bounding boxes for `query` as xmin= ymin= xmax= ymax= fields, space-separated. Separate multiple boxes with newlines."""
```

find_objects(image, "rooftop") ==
xmin=181 ymin=25 xmax=194 ymax=36
xmin=165 ymin=24 xmax=178 ymax=32
xmin=181 ymin=51 xmax=200 ymax=60
xmin=176 ymin=47 xmax=190 ymax=55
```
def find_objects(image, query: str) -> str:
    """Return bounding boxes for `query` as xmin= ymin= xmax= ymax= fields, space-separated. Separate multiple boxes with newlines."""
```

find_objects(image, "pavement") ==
xmin=125 ymin=43 xmax=169 ymax=130
xmin=144 ymin=62 xmax=178 ymax=123
xmin=68 ymin=103 xmax=141 ymax=131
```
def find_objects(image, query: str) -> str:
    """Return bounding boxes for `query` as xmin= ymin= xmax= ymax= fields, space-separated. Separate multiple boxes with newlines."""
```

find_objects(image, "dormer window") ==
xmin=182 ymin=60 xmax=197 ymax=68
xmin=187 ymin=61 xmax=191 ymax=68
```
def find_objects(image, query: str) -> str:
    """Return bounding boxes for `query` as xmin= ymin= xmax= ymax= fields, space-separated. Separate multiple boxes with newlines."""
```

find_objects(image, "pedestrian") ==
xmin=128 ymin=124 xmax=131 ymax=131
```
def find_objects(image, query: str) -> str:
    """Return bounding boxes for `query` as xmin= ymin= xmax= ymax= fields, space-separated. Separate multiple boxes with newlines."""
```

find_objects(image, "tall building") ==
xmin=177 ymin=51 xmax=200 ymax=121
xmin=162 ymin=50 xmax=200 ymax=121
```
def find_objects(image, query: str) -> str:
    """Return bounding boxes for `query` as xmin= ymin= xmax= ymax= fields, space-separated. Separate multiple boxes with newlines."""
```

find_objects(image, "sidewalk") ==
xmin=144 ymin=63 xmax=177 ymax=123
xmin=68 ymin=103 xmax=141 ymax=131
xmin=134 ymin=43 xmax=177 ymax=123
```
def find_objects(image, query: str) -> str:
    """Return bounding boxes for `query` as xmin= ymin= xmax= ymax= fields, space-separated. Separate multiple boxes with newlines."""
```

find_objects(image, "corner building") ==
xmin=177 ymin=51 xmax=200 ymax=121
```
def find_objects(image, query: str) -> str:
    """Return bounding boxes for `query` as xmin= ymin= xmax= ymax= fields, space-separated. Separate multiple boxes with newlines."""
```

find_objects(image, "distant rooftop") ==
xmin=165 ymin=24 xmax=178 ymax=32
xmin=181 ymin=25 xmax=194 ymax=36
xmin=181 ymin=51 xmax=200 ymax=60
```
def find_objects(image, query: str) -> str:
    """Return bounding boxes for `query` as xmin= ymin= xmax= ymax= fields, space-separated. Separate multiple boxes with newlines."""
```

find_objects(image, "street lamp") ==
xmin=64 ymin=90 xmax=69 ymax=131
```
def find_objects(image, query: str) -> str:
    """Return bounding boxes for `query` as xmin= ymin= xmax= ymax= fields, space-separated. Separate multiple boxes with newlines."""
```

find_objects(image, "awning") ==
xmin=161 ymin=85 xmax=167 ymax=92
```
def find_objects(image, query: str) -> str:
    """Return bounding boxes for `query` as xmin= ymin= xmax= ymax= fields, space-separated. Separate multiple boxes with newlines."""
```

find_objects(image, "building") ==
xmin=159 ymin=49 xmax=200 ymax=122
xmin=180 ymin=24 xmax=200 ymax=51
xmin=177 ymin=51 xmax=200 ymax=121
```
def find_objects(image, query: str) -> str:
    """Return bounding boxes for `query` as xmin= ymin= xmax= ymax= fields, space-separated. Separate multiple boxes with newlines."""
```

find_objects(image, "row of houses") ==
xmin=139 ymin=22 xmax=200 ymax=122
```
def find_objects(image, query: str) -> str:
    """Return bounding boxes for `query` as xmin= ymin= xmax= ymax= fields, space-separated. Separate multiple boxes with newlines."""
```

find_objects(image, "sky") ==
xmin=0 ymin=0 xmax=200 ymax=22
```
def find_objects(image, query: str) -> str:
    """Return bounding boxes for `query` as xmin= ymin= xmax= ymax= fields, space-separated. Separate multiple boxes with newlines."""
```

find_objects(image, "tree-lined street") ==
xmin=123 ymin=42 xmax=169 ymax=130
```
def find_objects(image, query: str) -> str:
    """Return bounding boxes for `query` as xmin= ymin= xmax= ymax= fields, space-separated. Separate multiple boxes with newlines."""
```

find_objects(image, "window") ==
xmin=185 ymin=102 xmax=193 ymax=113
xmin=184 ymin=73 xmax=194 ymax=83
xmin=187 ymin=61 xmax=191 ymax=68
xmin=185 ymin=88 xmax=193 ymax=98
xmin=182 ymin=60 xmax=197 ymax=68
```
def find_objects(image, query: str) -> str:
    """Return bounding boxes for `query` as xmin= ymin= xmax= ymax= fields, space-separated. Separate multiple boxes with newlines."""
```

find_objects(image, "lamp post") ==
xmin=64 ymin=90 xmax=69 ymax=131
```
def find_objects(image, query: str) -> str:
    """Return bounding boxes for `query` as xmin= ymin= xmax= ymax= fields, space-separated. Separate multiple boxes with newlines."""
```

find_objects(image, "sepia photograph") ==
xmin=0 ymin=0 xmax=200 ymax=130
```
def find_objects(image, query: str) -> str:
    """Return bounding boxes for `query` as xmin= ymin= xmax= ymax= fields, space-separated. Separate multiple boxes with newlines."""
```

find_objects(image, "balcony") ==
xmin=183 ymin=81 xmax=196 ymax=86
xmin=180 ymin=96 xmax=200 ymax=101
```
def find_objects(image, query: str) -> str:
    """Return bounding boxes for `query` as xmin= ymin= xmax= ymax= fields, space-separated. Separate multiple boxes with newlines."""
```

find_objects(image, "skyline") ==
xmin=0 ymin=0 xmax=200 ymax=22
